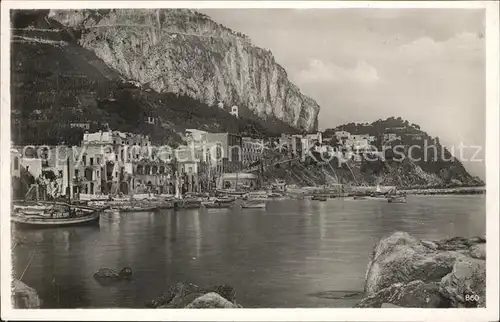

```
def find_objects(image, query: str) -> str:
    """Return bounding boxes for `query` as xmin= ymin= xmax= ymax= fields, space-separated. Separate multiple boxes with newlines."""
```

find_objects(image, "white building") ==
xmin=230 ymin=105 xmax=239 ymax=118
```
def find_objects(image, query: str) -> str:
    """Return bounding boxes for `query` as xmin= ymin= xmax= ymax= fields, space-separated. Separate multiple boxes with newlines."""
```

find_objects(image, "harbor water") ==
xmin=12 ymin=195 xmax=486 ymax=308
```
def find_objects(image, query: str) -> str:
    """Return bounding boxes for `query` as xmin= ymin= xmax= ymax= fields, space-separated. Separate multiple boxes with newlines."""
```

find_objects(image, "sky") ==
xmin=200 ymin=9 xmax=486 ymax=179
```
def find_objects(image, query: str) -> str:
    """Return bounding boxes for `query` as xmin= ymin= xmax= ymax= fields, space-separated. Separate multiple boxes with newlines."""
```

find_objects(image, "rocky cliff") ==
xmin=11 ymin=10 xmax=300 ymax=146
xmin=47 ymin=9 xmax=320 ymax=131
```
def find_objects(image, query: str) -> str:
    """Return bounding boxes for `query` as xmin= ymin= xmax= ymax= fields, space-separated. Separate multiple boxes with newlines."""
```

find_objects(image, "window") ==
xmin=75 ymin=169 xmax=79 ymax=177
xmin=115 ymin=172 xmax=118 ymax=178
xmin=97 ymin=157 xmax=100 ymax=164
xmin=97 ymin=171 xmax=100 ymax=177
xmin=90 ymin=157 xmax=94 ymax=165
xmin=82 ymin=155 xmax=86 ymax=165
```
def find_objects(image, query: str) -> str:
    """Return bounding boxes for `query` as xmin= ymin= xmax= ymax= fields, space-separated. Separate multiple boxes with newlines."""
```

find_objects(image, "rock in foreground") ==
xmin=12 ymin=279 xmax=41 ymax=308
xmin=147 ymin=282 xmax=241 ymax=308
xmin=358 ymin=231 xmax=486 ymax=308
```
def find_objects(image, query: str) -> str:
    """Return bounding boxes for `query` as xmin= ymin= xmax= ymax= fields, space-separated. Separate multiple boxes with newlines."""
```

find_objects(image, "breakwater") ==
xmin=400 ymin=186 xmax=485 ymax=195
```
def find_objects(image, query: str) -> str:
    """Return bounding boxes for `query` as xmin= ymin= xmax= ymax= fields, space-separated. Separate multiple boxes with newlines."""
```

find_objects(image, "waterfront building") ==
xmin=11 ymin=148 xmax=21 ymax=178
xmin=81 ymin=130 xmax=152 ymax=194
xmin=131 ymin=160 xmax=174 ymax=194
xmin=242 ymin=137 xmax=264 ymax=166
xmin=217 ymin=172 xmax=259 ymax=190
xmin=205 ymin=132 xmax=243 ymax=173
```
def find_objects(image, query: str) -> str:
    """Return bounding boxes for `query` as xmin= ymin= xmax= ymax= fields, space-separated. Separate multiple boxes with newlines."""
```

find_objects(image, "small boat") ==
xmin=203 ymin=201 xmax=233 ymax=209
xmin=388 ymin=195 xmax=407 ymax=203
xmin=311 ymin=195 xmax=328 ymax=201
xmin=119 ymin=204 xmax=158 ymax=212
xmin=215 ymin=196 xmax=236 ymax=203
xmin=216 ymin=189 xmax=247 ymax=197
xmin=353 ymin=195 xmax=368 ymax=200
xmin=267 ymin=192 xmax=282 ymax=198
xmin=173 ymin=199 xmax=202 ymax=210
xmin=241 ymin=201 xmax=266 ymax=209
xmin=367 ymin=194 xmax=388 ymax=201
xmin=103 ymin=208 xmax=120 ymax=215
xmin=12 ymin=205 xmax=101 ymax=229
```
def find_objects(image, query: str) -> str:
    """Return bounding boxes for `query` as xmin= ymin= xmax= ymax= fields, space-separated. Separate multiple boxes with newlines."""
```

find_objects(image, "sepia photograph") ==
xmin=1 ymin=1 xmax=499 ymax=321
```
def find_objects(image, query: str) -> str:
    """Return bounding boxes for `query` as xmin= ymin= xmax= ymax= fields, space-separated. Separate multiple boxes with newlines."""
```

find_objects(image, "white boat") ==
xmin=241 ymin=201 xmax=266 ymax=209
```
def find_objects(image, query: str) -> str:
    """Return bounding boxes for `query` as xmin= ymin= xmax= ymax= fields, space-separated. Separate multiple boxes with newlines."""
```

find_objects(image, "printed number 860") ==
xmin=465 ymin=294 xmax=480 ymax=302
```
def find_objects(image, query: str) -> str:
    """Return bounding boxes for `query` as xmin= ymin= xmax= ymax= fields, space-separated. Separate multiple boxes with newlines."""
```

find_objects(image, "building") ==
xmin=185 ymin=129 xmax=209 ymax=143
xmin=291 ymin=135 xmax=303 ymax=158
xmin=230 ymin=105 xmax=239 ymax=118
xmin=335 ymin=131 xmax=351 ymax=145
xmin=303 ymin=132 xmax=323 ymax=152
xmin=242 ymin=137 xmax=264 ymax=166
xmin=131 ymin=160 xmax=175 ymax=194
xmin=80 ymin=130 xmax=152 ymax=194
xmin=205 ymin=132 xmax=243 ymax=173
xmin=11 ymin=148 xmax=21 ymax=178
xmin=70 ymin=123 xmax=90 ymax=130
xmin=383 ymin=133 xmax=401 ymax=145
xmin=217 ymin=173 xmax=259 ymax=190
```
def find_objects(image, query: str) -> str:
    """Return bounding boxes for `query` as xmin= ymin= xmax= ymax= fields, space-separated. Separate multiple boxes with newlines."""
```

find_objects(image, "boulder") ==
xmin=360 ymin=231 xmax=486 ymax=308
xmin=146 ymin=282 xmax=239 ymax=308
xmin=12 ymin=279 xmax=41 ymax=308
xmin=94 ymin=267 xmax=132 ymax=280
xmin=434 ymin=236 xmax=485 ymax=251
xmin=439 ymin=257 xmax=486 ymax=308
xmin=421 ymin=240 xmax=438 ymax=250
xmin=364 ymin=232 xmax=460 ymax=296
xmin=185 ymin=292 xmax=239 ymax=308
xmin=355 ymin=280 xmax=444 ymax=308
xmin=469 ymin=244 xmax=486 ymax=260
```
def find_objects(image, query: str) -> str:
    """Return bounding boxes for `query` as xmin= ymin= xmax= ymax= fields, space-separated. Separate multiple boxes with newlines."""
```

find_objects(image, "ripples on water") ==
xmin=12 ymin=195 xmax=485 ymax=308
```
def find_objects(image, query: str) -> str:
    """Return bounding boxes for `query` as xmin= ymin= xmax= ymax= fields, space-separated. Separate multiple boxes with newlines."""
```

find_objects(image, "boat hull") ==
xmin=241 ymin=202 xmax=266 ymax=209
xmin=388 ymin=197 xmax=407 ymax=203
xmin=12 ymin=212 xmax=101 ymax=229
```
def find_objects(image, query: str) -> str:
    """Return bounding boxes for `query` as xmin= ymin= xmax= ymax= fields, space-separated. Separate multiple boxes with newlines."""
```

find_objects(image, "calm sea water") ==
xmin=12 ymin=195 xmax=485 ymax=308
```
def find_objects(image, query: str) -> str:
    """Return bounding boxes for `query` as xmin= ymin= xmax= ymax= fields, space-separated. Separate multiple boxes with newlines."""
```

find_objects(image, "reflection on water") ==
xmin=13 ymin=195 xmax=485 ymax=308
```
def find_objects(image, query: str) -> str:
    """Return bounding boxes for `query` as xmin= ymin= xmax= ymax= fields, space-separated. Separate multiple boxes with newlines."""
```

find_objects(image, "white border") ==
xmin=1 ymin=1 xmax=499 ymax=321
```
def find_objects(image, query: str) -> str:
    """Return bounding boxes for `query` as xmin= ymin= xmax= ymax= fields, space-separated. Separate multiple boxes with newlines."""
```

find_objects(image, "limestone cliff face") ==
xmin=48 ymin=9 xmax=320 ymax=131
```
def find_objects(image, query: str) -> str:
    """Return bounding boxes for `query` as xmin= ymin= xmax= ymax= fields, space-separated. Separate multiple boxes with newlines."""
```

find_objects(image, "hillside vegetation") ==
xmin=11 ymin=10 xmax=298 ymax=146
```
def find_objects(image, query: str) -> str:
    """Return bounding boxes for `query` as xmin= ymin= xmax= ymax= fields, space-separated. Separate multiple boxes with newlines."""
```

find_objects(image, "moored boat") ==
xmin=203 ymin=201 xmax=233 ymax=209
xmin=311 ymin=195 xmax=328 ymax=201
xmin=387 ymin=195 xmax=407 ymax=203
xmin=12 ymin=204 xmax=101 ymax=229
xmin=241 ymin=201 xmax=266 ymax=209
xmin=119 ymin=205 xmax=158 ymax=212
xmin=173 ymin=199 xmax=202 ymax=210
